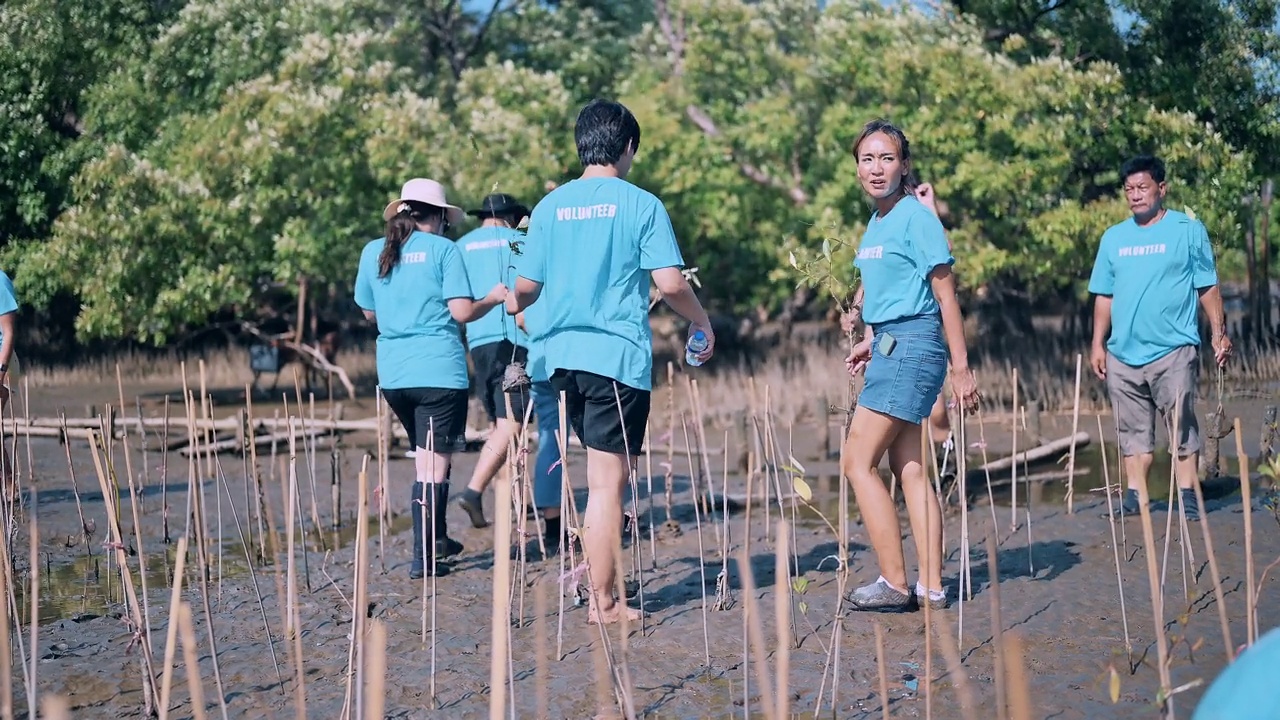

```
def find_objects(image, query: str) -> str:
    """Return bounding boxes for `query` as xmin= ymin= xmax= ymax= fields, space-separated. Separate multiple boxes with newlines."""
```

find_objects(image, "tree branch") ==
xmin=685 ymin=105 xmax=810 ymax=206
xmin=654 ymin=0 xmax=686 ymax=76
xmin=459 ymin=0 xmax=507 ymax=79
xmin=983 ymin=0 xmax=1078 ymax=43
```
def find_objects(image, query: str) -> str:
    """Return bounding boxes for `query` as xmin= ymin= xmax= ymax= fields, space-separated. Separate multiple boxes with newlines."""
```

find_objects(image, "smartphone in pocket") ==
xmin=877 ymin=332 xmax=897 ymax=357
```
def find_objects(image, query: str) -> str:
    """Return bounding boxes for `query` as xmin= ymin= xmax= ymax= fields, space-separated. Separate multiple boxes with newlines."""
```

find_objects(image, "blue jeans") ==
xmin=532 ymin=381 xmax=563 ymax=510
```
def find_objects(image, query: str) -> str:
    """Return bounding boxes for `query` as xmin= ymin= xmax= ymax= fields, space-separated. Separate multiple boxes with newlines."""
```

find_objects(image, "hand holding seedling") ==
xmin=949 ymin=365 xmax=981 ymax=413
xmin=485 ymin=283 xmax=508 ymax=305
xmin=845 ymin=336 xmax=872 ymax=376
xmin=915 ymin=183 xmax=938 ymax=214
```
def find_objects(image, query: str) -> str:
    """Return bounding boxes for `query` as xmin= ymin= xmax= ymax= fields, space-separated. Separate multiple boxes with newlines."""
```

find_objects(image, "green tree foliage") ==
xmin=1 ymin=0 xmax=1274 ymax=345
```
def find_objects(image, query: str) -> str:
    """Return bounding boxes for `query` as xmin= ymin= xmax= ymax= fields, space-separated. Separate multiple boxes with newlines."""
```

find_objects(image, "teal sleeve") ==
xmin=1087 ymin=237 xmax=1114 ymax=296
xmin=639 ymin=198 xmax=684 ymax=271
xmin=908 ymin=212 xmax=954 ymax=279
xmin=353 ymin=249 xmax=375 ymax=310
xmin=1189 ymin=221 xmax=1219 ymax=289
xmin=519 ymin=207 xmax=548 ymax=284
xmin=440 ymin=243 xmax=474 ymax=300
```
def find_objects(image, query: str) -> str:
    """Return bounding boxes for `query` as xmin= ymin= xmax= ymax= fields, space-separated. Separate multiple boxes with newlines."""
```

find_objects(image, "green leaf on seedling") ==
xmin=792 ymin=476 xmax=813 ymax=502
xmin=792 ymin=576 xmax=809 ymax=594
xmin=798 ymin=601 xmax=809 ymax=614
xmin=789 ymin=456 xmax=807 ymax=475
xmin=1109 ymin=664 xmax=1120 ymax=703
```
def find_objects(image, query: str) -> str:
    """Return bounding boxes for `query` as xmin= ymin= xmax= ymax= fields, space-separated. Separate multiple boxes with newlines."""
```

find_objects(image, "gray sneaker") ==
xmin=847 ymin=577 xmax=914 ymax=613
xmin=915 ymin=583 xmax=949 ymax=610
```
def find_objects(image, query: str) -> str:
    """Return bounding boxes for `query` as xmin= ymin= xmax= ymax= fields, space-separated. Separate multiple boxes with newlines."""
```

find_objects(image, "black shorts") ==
xmin=549 ymin=369 xmax=650 ymax=456
xmin=380 ymin=387 xmax=469 ymax=454
xmin=470 ymin=340 xmax=531 ymax=424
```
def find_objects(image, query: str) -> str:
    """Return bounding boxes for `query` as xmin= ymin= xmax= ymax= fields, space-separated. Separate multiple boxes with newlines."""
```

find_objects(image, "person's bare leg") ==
xmin=583 ymin=448 xmax=641 ymax=624
xmin=1123 ymin=453 xmax=1154 ymax=494
xmin=457 ymin=418 xmax=518 ymax=528
xmin=467 ymin=418 xmax=517 ymax=493
xmin=1174 ymin=454 xmax=1197 ymax=491
xmin=928 ymin=392 xmax=951 ymax=445
xmin=841 ymin=406 xmax=908 ymax=589
xmin=889 ymin=423 xmax=943 ymax=592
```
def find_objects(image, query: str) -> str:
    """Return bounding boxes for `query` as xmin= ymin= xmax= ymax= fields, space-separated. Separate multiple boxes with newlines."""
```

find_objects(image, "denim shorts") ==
xmin=858 ymin=313 xmax=948 ymax=424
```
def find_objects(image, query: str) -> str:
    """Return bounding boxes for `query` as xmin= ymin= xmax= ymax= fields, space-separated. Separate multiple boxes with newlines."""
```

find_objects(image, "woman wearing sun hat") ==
xmin=354 ymin=178 xmax=508 ymax=578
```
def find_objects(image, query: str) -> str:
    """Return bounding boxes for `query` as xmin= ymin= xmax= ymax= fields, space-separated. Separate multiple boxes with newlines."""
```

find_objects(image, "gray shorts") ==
xmin=1105 ymin=345 xmax=1201 ymax=458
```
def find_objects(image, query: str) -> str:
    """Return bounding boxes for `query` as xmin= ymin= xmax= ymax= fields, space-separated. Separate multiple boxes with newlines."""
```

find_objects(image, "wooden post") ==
xmin=380 ymin=407 xmax=393 ymax=456
xmin=1245 ymin=194 xmax=1260 ymax=342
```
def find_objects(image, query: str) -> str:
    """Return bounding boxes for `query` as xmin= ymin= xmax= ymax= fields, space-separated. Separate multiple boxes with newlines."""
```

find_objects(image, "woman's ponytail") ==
xmin=378 ymin=201 xmax=445 ymax=278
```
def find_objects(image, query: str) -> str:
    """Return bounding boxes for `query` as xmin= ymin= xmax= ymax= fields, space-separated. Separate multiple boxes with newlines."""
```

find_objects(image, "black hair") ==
xmin=1120 ymin=155 xmax=1166 ymax=184
xmin=852 ymin=118 xmax=919 ymax=198
xmin=574 ymin=99 xmax=642 ymax=168
xmin=379 ymin=200 xmax=446 ymax=278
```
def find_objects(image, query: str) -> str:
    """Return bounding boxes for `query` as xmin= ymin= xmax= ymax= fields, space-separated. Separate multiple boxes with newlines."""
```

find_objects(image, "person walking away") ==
xmin=1088 ymin=154 xmax=1232 ymax=522
xmin=506 ymin=99 xmax=715 ymax=623
xmin=453 ymin=193 xmax=534 ymax=529
xmin=518 ymin=259 xmax=567 ymax=558
xmin=0 ymin=271 xmax=16 ymax=499
xmin=842 ymin=119 xmax=981 ymax=613
xmin=354 ymin=178 xmax=507 ymax=578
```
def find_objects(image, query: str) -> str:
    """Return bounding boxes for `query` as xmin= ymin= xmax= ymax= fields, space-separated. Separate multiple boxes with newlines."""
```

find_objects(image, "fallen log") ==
xmin=975 ymin=432 xmax=1091 ymax=474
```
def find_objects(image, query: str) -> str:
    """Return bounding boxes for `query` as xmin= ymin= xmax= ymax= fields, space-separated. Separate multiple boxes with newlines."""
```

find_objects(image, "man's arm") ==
xmin=507 ymin=276 xmax=542 ymax=315
xmin=1197 ymin=285 xmax=1232 ymax=366
xmin=652 ymin=267 xmax=712 ymax=333
xmin=0 ymin=312 xmax=15 ymax=384
xmin=1089 ymin=295 xmax=1112 ymax=379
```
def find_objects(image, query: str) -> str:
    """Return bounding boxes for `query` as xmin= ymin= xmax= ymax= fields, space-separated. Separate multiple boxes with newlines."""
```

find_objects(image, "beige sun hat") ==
xmin=382 ymin=178 xmax=465 ymax=225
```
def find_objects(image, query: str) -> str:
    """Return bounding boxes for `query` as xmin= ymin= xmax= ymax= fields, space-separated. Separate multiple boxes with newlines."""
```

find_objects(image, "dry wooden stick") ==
xmin=774 ymin=520 xmax=791 ymax=720
xmin=1066 ymin=353 xmax=1082 ymax=514
xmin=87 ymin=433 xmax=162 ymax=715
xmin=931 ymin=611 xmax=978 ymax=720
xmin=1002 ymin=632 xmax=1032 ymax=720
xmin=489 ymin=447 xmax=514 ymax=720
xmin=26 ymin=492 xmax=37 ymax=719
xmin=1133 ymin=468 xmax=1173 ymax=710
xmin=39 ymin=695 xmax=70 ymax=720
xmin=1189 ymin=439 xmax=1234 ymax=664
xmin=874 ymin=623 xmax=891 ymax=720
xmin=535 ymin=580 xmax=550 ymax=720
xmin=363 ymin=620 xmax=387 ymax=720
xmin=56 ymin=411 xmax=92 ymax=555
xmin=737 ymin=544 xmax=777 ymax=720
xmin=1096 ymin=414 xmax=1133 ymax=669
xmin=644 ymin=421 xmax=658 ymax=571
xmin=680 ymin=415 xmax=713 ymax=667
xmin=284 ymin=425 xmax=308 ymax=720
xmin=352 ymin=462 xmax=371 ymax=720
xmin=1234 ymin=417 xmax=1256 ymax=646
xmin=158 ymin=535 xmax=189 ymax=720
xmin=987 ymin=532 xmax=1008 ymax=720
xmin=0 ymin=508 xmax=10 ymax=720
xmin=1010 ymin=368 xmax=1019 ymax=529
xmin=176 ymin=602 xmax=209 ymax=720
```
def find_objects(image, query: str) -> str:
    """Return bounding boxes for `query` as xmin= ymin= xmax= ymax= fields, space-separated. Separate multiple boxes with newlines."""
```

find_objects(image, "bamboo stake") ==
xmin=874 ymin=622 xmax=891 ymax=720
xmin=774 ymin=520 xmax=791 ymax=720
xmin=1066 ymin=353 xmax=1082 ymax=514
xmin=1010 ymin=368 xmax=1019 ymax=529
xmin=363 ymin=620 xmax=387 ymax=720
xmin=489 ymin=446 xmax=514 ymax=720
xmin=285 ymin=424 xmax=308 ymax=720
xmin=0 ymin=507 xmax=10 ymax=720
xmin=176 ymin=602 xmax=208 ymax=720
xmin=26 ymin=493 xmax=37 ymax=719
xmin=57 ymin=410 xmax=92 ymax=554
xmin=644 ymin=420 xmax=657 ymax=571
xmin=158 ymin=537 xmax=190 ymax=720
xmin=680 ymin=415 xmax=712 ymax=668
xmin=39 ymin=695 xmax=70 ymax=720
xmin=535 ymin=580 xmax=550 ymax=720
xmin=1235 ymin=417 xmax=1256 ymax=646
xmin=352 ymin=461 xmax=371 ymax=719
xmin=1133 ymin=465 xmax=1173 ymax=712
xmin=738 ymin=544 xmax=777 ymax=720
xmin=1003 ymin=633 xmax=1032 ymax=720
xmin=987 ymin=532 xmax=1008 ymax=720
xmin=1097 ymin=414 xmax=1133 ymax=669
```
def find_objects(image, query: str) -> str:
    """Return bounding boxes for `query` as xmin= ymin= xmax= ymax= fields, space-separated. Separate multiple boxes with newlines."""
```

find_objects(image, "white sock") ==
xmin=877 ymin=575 xmax=909 ymax=595
xmin=915 ymin=581 xmax=945 ymax=600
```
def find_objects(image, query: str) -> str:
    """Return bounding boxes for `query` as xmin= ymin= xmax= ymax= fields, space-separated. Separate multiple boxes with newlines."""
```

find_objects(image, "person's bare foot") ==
xmin=587 ymin=598 xmax=642 ymax=625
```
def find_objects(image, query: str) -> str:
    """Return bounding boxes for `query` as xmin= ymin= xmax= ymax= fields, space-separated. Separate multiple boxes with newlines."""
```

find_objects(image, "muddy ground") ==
xmin=2 ymin=375 xmax=1278 ymax=719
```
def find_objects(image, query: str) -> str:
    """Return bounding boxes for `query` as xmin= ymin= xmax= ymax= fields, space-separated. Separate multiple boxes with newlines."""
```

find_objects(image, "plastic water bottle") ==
xmin=685 ymin=330 xmax=709 ymax=367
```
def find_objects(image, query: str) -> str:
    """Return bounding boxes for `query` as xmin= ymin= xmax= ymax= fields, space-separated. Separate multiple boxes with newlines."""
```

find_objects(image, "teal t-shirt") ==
xmin=456 ymin=226 xmax=528 ymax=350
xmin=1192 ymin=626 xmax=1280 ymax=719
xmin=1087 ymin=210 xmax=1218 ymax=367
xmin=517 ymin=176 xmax=685 ymax=392
xmin=518 ymin=262 xmax=551 ymax=383
xmin=353 ymin=231 xmax=473 ymax=390
xmin=854 ymin=195 xmax=954 ymax=325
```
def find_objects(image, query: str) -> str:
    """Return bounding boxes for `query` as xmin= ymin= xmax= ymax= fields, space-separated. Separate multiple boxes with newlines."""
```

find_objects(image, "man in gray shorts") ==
xmin=1088 ymin=155 xmax=1232 ymax=521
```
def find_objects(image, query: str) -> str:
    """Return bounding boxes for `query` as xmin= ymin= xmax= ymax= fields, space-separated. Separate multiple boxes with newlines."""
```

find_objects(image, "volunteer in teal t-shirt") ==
xmin=1088 ymin=154 xmax=1232 ymax=522
xmin=840 ymin=119 xmax=980 ymax=615
xmin=0 ymin=270 xmax=18 ymax=499
xmin=506 ymin=99 xmax=715 ymax=625
xmin=453 ymin=193 xmax=534 ymax=531
xmin=353 ymin=178 xmax=507 ymax=579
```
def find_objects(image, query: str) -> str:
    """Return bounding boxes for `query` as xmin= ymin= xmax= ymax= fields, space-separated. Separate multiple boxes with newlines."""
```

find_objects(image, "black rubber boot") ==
xmin=455 ymin=487 xmax=489 ymax=529
xmin=436 ymin=482 xmax=465 ymax=558
xmin=409 ymin=482 xmax=427 ymax=579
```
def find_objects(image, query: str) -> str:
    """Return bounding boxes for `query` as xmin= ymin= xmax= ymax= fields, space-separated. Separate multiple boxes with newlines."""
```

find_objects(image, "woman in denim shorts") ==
xmin=842 ymin=120 xmax=982 ymax=613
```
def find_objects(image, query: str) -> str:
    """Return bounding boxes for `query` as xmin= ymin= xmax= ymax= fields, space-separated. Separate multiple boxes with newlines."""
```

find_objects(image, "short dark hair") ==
xmin=1120 ymin=155 xmax=1166 ymax=184
xmin=574 ymin=99 xmax=641 ymax=167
